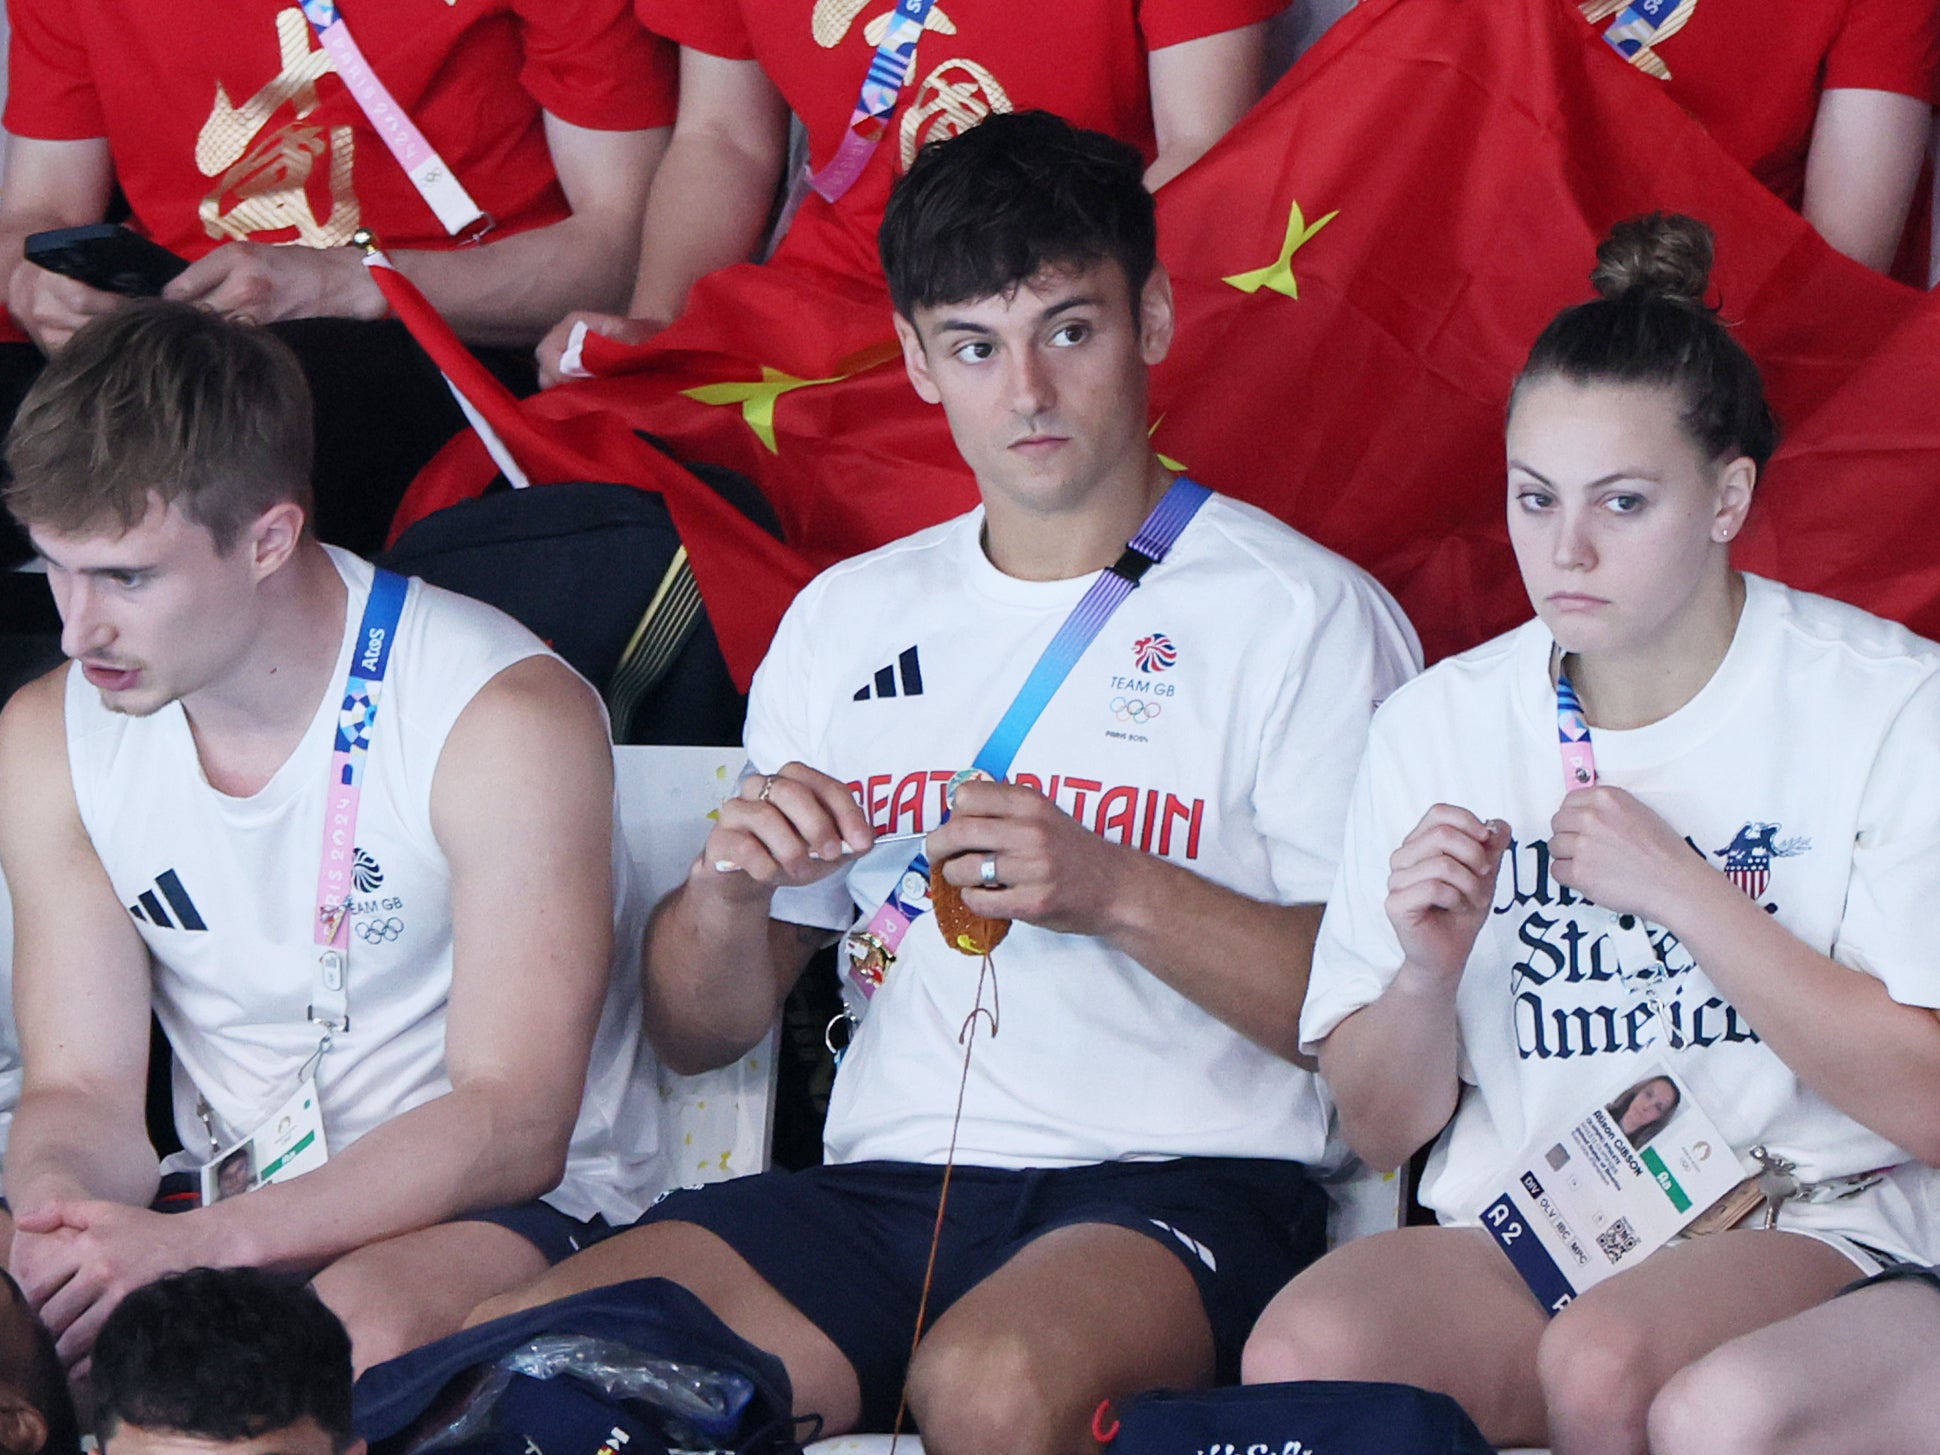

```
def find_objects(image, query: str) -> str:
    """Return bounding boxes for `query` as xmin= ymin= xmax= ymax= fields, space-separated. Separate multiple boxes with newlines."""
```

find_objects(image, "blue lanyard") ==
xmin=810 ymin=0 xmax=939 ymax=202
xmin=843 ymin=479 xmax=1213 ymax=1002
xmin=312 ymin=567 xmax=409 ymax=1035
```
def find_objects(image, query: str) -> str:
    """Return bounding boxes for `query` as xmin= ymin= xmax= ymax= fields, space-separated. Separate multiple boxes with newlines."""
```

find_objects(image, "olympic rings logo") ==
xmin=1111 ymin=697 xmax=1163 ymax=723
xmin=356 ymin=917 xmax=404 ymax=944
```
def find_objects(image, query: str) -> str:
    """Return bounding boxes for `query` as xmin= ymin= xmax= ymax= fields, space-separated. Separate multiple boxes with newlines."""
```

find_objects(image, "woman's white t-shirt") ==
xmin=1302 ymin=574 xmax=1940 ymax=1260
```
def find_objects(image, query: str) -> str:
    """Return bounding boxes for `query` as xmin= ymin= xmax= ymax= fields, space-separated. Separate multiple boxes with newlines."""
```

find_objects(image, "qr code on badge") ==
xmin=1597 ymin=1217 xmax=1641 ymax=1265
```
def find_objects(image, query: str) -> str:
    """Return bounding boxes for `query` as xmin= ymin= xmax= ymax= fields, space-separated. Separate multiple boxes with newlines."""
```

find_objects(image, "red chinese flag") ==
xmin=1739 ymin=290 xmax=1940 ymax=628
xmin=1145 ymin=0 xmax=1924 ymax=662
xmin=397 ymin=0 xmax=1933 ymax=685
xmin=370 ymin=253 xmax=813 ymax=676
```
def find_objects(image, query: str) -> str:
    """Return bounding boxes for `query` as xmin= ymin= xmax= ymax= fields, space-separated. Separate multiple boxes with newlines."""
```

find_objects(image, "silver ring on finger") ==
xmin=979 ymin=852 xmax=1001 ymax=888
xmin=756 ymin=773 xmax=777 ymax=802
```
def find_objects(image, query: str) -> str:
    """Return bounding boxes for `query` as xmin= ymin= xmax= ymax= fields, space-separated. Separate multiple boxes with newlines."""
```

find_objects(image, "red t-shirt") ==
xmin=635 ymin=0 xmax=1288 ymax=273
xmin=1577 ymin=0 xmax=1940 ymax=209
xmin=4 ymin=0 xmax=678 ymax=259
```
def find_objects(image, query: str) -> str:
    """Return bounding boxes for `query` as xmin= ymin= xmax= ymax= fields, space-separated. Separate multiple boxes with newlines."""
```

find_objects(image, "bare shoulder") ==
xmin=0 ymin=664 xmax=68 ymax=755
xmin=431 ymin=656 xmax=613 ymax=836
xmin=0 ymin=667 xmax=82 ymax=860
xmin=446 ymin=655 xmax=608 ymax=755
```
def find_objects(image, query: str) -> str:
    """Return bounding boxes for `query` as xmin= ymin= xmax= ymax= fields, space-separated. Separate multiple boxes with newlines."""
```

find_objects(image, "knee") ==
xmin=1240 ymin=1284 xmax=1391 ymax=1385
xmin=314 ymin=1267 xmax=437 ymax=1373
xmin=1537 ymin=1304 xmax=1659 ymax=1446
xmin=1648 ymin=1345 xmax=1795 ymax=1455
xmin=905 ymin=1329 xmax=1062 ymax=1455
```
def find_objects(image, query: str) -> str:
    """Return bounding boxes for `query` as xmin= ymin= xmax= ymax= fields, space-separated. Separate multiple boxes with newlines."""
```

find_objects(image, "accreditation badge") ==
xmin=198 ymin=1075 xmax=330 ymax=1204
xmin=1479 ymin=1063 xmax=1747 ymax=1314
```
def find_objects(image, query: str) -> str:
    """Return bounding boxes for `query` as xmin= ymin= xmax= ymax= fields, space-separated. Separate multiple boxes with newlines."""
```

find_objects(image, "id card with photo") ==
xmin=1479 ymin=1063 xmax=1746 ymax=1314
xmin=198 ymin=1077 xmax=329 ymax=1205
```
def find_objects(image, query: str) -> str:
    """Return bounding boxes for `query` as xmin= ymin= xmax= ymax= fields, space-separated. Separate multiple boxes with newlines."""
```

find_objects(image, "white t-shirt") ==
xmin=748 ymin=494 xmax=1420 ymax=1169
xmin=1302 ymin=574 xmax=1940 ymax=1260
xmin=65 ymin=548 xmax=664 ymax=1224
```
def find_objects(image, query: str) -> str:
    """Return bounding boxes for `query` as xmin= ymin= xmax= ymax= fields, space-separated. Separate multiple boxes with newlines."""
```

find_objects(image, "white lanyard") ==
xmin=300 ymin=0 xmax=492 ymax=240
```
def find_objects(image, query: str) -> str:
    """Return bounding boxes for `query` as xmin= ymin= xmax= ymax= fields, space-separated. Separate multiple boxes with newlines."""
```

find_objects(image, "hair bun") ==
xmin=1589 ymin=213 xmax=1714 ymax=307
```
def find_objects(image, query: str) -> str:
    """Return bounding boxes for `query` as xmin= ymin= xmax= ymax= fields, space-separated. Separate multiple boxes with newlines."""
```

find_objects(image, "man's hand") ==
xmin=1549 ymin=785 xmax=1708 ymax=923
xmin=701 ymin=763 xmax=877 ymax=900
xmin=535 ymin=310 xmax=662 ymax=389
xmin=8 ymin=262 xmax=122 ymax=353
xmin=1384 ymin=804 xmax=1510 ymax=982
xmin=926 ymin=779 xmax=1137 ymax=937
xmin=163 ymin=242 xmax=387 ymax=325
xmin=13 ymin=1200 xmax=228 ymax=1366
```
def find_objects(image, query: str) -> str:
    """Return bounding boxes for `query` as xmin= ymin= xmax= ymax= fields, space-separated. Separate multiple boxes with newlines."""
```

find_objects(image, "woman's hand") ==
xmin=1549 ymin=785 xmax=1711 ymax=923
xmin=1386 ymin=804 xmax=1511 ymax=981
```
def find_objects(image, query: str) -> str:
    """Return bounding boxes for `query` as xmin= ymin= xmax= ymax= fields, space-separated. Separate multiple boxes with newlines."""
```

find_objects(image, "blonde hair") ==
xmin=4 ymin=300 xmax=314 ymax=551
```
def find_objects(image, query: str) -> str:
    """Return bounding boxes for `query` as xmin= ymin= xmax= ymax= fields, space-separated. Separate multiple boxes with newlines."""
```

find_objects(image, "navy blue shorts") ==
xmin=636 ymin=1157 xmax=1326 ymax=1429
xmin=453 ymin=1201 xmax=614 ymax=1265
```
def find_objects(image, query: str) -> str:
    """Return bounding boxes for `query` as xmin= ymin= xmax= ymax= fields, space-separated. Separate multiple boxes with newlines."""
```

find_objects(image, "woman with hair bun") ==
xmin=1242 ymin=212 xmax=1940 ymax=1454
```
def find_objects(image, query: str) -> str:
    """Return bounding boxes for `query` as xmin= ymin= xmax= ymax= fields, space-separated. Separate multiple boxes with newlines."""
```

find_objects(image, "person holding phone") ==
xmin=1241 ymin=213 xmax=1940 ymax=1455
xmin=0 ymin=0 xmax=677 ymax=557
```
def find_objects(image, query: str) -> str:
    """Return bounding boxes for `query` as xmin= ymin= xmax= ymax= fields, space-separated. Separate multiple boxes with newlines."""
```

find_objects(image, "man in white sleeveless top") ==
xmin=0 ymin=301 xmax=662 ymax=1370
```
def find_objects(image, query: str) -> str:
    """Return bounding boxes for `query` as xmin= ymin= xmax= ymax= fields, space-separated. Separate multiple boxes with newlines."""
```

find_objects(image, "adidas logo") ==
xmin=854 ymin=645 xmax=924 ymax=701
xmin=127 ymin=869 xmax=207 ymax=932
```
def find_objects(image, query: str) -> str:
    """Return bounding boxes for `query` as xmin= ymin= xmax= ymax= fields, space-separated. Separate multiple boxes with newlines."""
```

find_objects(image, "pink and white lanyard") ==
xmin=309 ymin=569 xmax=409 ymax=1051
xmin=811 ymin=0 xmax=939 ymax=203
xmin=1555 ymin=663 xmax=1681 ymax=1043
xmin=299 ymin=1 xmax=492 ymax=241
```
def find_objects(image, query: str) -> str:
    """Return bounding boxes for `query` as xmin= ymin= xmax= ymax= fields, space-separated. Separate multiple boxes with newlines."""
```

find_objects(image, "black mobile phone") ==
xmin=24 ymin=223 xmax=190 ymax=297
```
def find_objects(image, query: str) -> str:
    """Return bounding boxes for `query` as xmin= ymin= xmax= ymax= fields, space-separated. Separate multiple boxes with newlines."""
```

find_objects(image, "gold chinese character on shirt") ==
xmin=808 ymin=0 xmax=1012 ymax=171
xmin=195 ymin=7 xmax=360 ymax=246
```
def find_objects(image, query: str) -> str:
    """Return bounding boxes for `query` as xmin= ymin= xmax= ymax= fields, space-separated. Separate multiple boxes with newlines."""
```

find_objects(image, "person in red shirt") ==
xmin=535 ymin=0 xmax=1286 ymax=381
xmin=0 ymin=0 xmax=677 ymax=554
xmin=1574 ymin=0 xmax=1940 ymax=280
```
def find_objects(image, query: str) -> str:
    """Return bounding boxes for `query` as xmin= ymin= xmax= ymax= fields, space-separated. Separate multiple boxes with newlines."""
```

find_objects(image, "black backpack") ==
xmin=378 ymin=444 xmax=781 ymax=747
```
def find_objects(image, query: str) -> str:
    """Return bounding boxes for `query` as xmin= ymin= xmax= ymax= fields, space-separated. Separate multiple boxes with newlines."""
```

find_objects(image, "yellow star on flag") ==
xmin=683 ymin=367 xmax=845 ymax=454
xmin=1222 ymin=200 xmax=1340 ymax=300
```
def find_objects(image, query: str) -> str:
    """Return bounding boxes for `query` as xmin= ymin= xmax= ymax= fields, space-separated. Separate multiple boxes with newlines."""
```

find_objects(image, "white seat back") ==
xmin=612 ymin=745 xmax=777 ymax=1188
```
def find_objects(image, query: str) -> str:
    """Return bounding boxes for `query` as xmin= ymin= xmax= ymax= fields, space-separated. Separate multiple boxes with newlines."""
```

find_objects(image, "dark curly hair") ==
xmin=92 ymin=1269 xmax=353 ymax=1449
xmin=1516 ymin=213 xmax=1779 ymax=468
xmin=879 ymin=109 xmax=1157 ymax=319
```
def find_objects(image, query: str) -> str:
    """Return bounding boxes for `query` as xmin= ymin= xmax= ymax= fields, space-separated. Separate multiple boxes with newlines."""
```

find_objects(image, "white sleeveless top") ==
xmin=65 ymin=547 xmax=663 ymax=1223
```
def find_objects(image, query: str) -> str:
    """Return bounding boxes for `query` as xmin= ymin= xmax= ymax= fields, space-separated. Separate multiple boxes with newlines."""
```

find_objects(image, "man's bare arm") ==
xmin=536 ymin=51 xmax=789 ymax=386
xmin=1802 ymin=88 xmax=1931 ymax=274
xmin=643 ymin=762 xmax=873 ymax=1076
xmin=186 ymin=655 xmax=619 ymax=1268
xmin=630 ymin=49 xmax=791 ymax=324
xmin=1144 ymin=22 xmax=1269 ymax=191
xmin=0 ymin=671 xmax=164 ymax=1236
xmin=166 ymin=116 xmax=668 ymax=349
xmin=0 ymin=137 xmax=124 ymax=352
